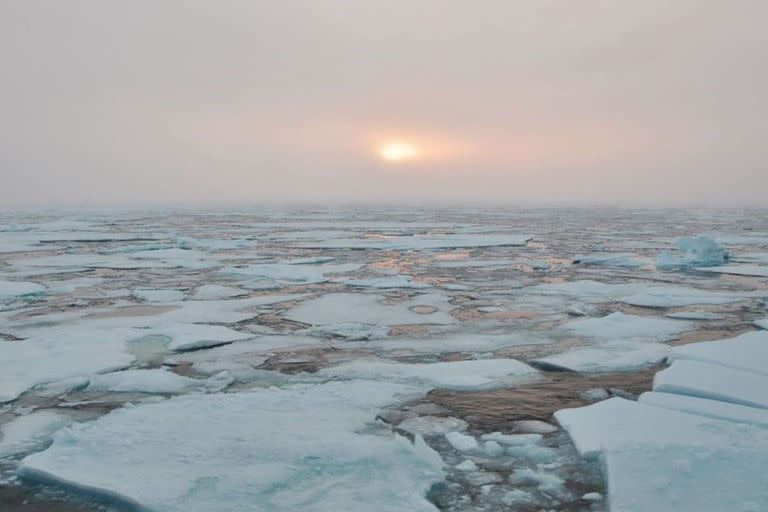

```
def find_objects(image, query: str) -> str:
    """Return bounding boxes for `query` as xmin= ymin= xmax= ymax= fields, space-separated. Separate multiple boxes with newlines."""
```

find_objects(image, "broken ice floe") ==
xmin=554 ymin=327 xmax=768 ymax=511
xmin=655 ymin=236 xmax=728 ymax=269
xmin=19 ymin=381 xmax=444 ymax=512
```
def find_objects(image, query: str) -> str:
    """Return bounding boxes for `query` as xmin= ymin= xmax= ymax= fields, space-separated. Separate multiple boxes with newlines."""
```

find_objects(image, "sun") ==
xmin=377 ymin=141 xmax=422 ymax=162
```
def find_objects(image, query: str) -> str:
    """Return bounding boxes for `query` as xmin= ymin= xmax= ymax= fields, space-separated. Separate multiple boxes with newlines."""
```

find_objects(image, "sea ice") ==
xmin=87 ymin=369 xmax=233 ymax=394
xmin=445 ymin=432 xmax=479 ymax=452
xmin=297 ymin=233 xmax=532 ymax=250
xmin=397 ymin=416 xmax=469 ymax=437
xmin=0 ymin=280 xmax=46 ymax=300
xmin=315 ymin=358 xmax=540 ymax=391
xmin=656 ymin=236 xmax=728 ymax=269
xmin=563 ymin=312 xmax=692 ymax=342
xmin=341 ymin=275 xmax=431 ymax=289
xmin=533 ymin=341 xmax=670 ymax=373
xmin=0 ymin=411 xmax=73 ymax=458
xmin=638 ymin=392 xmax=768 ymax=428
xmin=132 ymin=288 xmax=186 ymax=303
xmin=191 ymin=285 xmax=249 ymax=300
xmin=285 ymin=293 xmax=456 ymax=327
xmin=572 ymin=253 xmax=645 ymax=268
xmin=0 ymin=328 xmax=137 ymax=403
xmin=756 ymin=318 xmax=768 ymax=329
xmin=145 ymin=324 xmax=253 ymax=352
xmin=665 ymin=311 xmax=724 ymax=320
xmin=653 ymin=360 xmax=768 ymax=409
xmin=669 ymin=330 xmax=768 ymax=376
xmin=19 ymin=381 xmax=444 ymax=512
xmin=696 ymin=264 xmax=768 ymax=277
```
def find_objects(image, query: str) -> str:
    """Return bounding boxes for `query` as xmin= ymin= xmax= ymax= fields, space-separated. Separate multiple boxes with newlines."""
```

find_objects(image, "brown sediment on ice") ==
xmin=671 ymin=326 xmax=754 ymax=346
xmin=451 ymin=307 xmax=538 ymax=321
xmin=388 ymin=324 xmax=429 ymax=337
xmin=424 ymin=367 xmax=659 ymax=433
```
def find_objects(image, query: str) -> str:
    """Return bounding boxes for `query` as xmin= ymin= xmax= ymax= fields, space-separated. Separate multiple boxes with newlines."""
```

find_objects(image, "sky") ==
xmin=1 ymin=1 xmax=767 ymax=207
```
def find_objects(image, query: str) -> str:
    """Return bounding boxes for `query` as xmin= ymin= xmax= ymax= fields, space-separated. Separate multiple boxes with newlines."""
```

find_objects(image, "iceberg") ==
xmin=19 ymin=381 xmax=444 ymax=512
xmin=655 ymin=236 xmax=729 ymax=269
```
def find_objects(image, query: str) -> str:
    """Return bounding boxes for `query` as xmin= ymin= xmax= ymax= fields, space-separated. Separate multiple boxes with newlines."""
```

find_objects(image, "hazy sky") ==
xmin=2 ymin=1 xmax=767 ymax=207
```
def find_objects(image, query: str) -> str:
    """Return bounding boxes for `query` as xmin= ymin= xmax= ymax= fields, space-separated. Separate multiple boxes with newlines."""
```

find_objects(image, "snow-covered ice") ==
xmin=653 ymin=360 xmax=768 ymax=409
xmin=315 ymin=358 xmax=540 ymax=391
xmin=562 ymin=312 xmax=692 ymax=342
xmin=639 ymin=392 xmax=768 ymax=428
xmin=669 ymin=330 xmax=768 ymax=376
xmin=533 ymin=341 xmax=670 ymax=373
xmin=87 ymin=368 xmax=234 ymax=394
xmin=19 ymin=381 xmax=444 ymax=512
xmin=0 ymin=411 xmax=73 ymax=458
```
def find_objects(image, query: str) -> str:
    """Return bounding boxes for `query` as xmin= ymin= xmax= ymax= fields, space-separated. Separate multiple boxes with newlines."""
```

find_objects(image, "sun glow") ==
xmin=377 ymin=141 xmax=422 ymax=162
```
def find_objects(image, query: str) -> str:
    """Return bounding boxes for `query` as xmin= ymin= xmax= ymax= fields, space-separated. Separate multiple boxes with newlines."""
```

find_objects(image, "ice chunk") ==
xmin=639 ymin=392 xmax=768 ymax=428
xmin=315 ymin=358 xmax=540 ymax=391
xmin=653 ymin=360 xmax=768 ymax=409
xmin=563 ymin=312 xmax=692 ymax=342
xmin=512 ymin=419 xmax=558 ymax=434
xmin=0 ymin=411 xmax=73 ymax=458
xmin=0 ymin=280 xmax=45 ymax=300
xmin=445 ymin=432 xmax=479 ymax=452
xmin=342 ymin=332 xmax=548 ymax=355
xmin=146 ymin=324 xmax=252 ymax=352
xmin=87 ymin=369 xmax=233 ymax=394
xmin=756 ymin=318 xmax=768 ymax=330
xmin=132 ymin=288 xmax=186 ymax=303
xmin=480 ymin=432 xmax=543 ymax=446
xmin=191 ymin=285 xmax=248 ymax=300
xmin=656 ymin=236 xmax=728 ymax=269
xmin=483 ymin=440 xmax=505 ymax=456
xmin=454 ymin=460 xmax=478 ymax=471
xmin=670 ymin=330 xmax=768 ymax=376
xmin=533 ymin=341 xmax=670 ymax=373
xmin=0 ymin=328 xmax=137 ymax=403
xmin=19 ymin=381 xmax=444 ymax=512
xmin=397 ymin=416 xmax=469 ymax=437
xmin=306 ymin=322 xmax=389 ymax=341
xmin=509 ymin=468 xmax=566 ymax=496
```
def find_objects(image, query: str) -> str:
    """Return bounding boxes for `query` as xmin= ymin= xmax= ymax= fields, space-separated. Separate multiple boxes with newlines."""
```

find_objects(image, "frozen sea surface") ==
xmin=1 ymin=207 xmax=768 ymax=511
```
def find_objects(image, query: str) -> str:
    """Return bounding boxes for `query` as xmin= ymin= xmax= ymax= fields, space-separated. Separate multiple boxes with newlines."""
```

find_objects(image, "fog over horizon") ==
xmin=2 ymin=1 xmax=767 ymax=208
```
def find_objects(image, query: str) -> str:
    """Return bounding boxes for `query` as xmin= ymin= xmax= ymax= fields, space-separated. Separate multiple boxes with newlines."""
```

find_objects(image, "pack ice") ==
xmin=19 ymin=381 xmax=444 ymax=512
xmin=554 ymin=328 xmax=768 ymax=511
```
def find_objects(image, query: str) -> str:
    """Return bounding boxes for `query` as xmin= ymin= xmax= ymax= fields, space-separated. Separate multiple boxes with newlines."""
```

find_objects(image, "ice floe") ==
xmin=533 ymin=341 xmax=670 ymax=373
xmin=132 ymin=288 xmax=186 ymax=303
xmin=87 ymin=369 xmax=233 ymax=394
xmin=0 ymin=280 xmax=45 ymax=300
xmin=696 ymin=263 xmax=768 ymax=277
xmin=0 ymin=411 xmax=73 ymax=459
xmin=191 ymin=284 xmax=248 ymax=300
xmin=0 ymin=328 xmax=138 ymax=403
xmin=572 ymin=253 xmax=645 ymax=268
xmin=563 ymin=312 xmax=692 ymax=342
xmin=669 ymin=330 xmax=768 ymax=376
xmin=297 ymin=233 xmax=532 ymax=250
xmin=315 ymin=358 xmax=540 ymax=391
xmin=639 ymin=392 xmax=768 ymax=428
xmin=19 ymin=381 xmax=444 ymax=512
xmin=341 ymin=275 xmax=431 ymax=289
xmin=285 ymin=292 xmax=456 ymax=327
xmin=654 ymin=360 xmax=768 ymax=409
